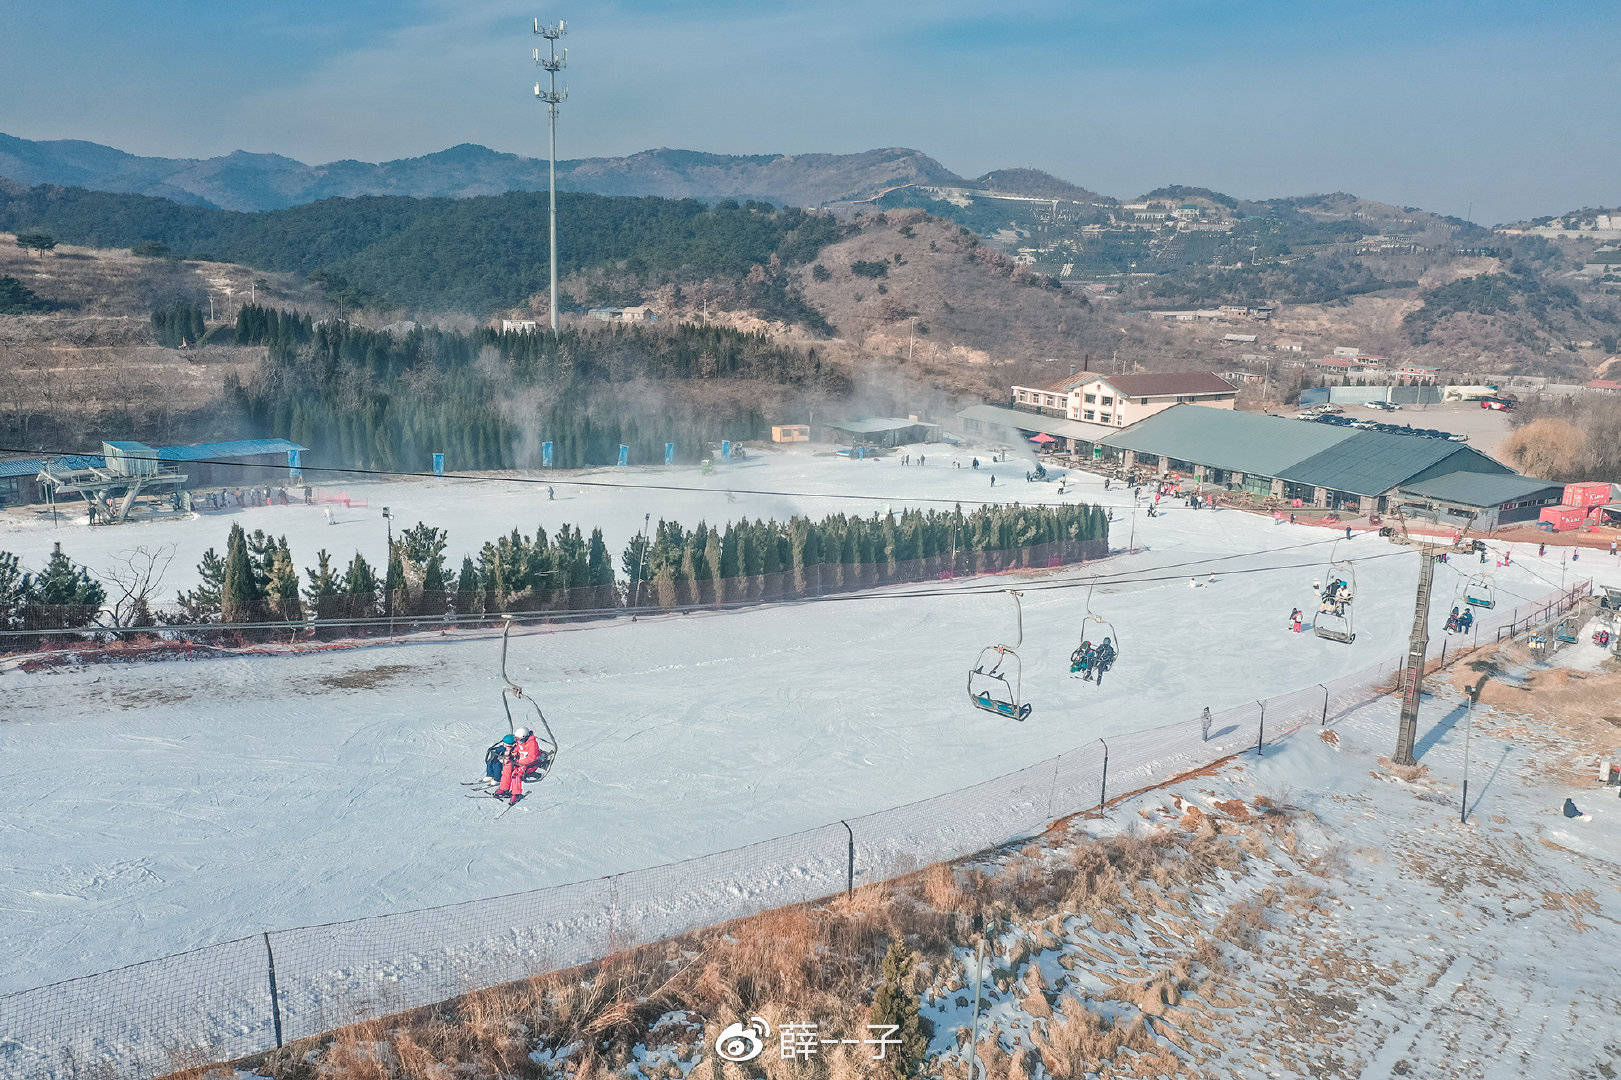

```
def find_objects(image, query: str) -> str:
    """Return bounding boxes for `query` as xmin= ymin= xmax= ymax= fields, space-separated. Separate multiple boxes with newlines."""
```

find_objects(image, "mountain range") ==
xmin=0 ymin=132 xmax=1095 ymax=212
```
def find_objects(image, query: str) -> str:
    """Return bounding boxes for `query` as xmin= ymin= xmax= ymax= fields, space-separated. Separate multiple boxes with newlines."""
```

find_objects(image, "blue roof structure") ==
xmin=155 ymin=438 xmax=305 ymax=462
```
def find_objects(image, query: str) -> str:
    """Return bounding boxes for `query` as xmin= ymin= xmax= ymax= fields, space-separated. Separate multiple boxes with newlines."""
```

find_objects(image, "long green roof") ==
xmin=1100 ymin=407 xmax=1346 ymax=479
xmin=1100 ymin=405 xmax=1519 ymax=496
xmin=1398 ymin=471 xmax=1563 ymax=507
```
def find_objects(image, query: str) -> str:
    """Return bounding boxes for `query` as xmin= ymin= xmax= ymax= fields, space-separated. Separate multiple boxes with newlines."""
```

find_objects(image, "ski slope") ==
xmin=1 ymin=444 xmax=1615 ymax=994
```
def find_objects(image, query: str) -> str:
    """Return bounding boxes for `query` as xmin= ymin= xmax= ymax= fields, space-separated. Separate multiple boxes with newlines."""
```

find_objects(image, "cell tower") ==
xmin=533 ymin=17 xmax=568 ymax=334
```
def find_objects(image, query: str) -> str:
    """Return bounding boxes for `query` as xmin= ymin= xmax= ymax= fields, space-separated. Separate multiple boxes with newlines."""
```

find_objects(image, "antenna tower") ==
xmin=533 ymin=17 xmax=568 ymax=334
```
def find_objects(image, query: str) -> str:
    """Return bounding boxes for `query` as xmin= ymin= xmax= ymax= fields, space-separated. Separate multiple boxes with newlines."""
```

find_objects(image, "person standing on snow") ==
xmin=494 ymin=727 xmax=546 ymax=804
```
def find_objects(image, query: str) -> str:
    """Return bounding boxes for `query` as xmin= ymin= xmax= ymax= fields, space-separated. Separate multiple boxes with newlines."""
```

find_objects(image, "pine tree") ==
xmin=384 ymin=543 xmax=409 ymax=617
xmin=303 ymin=550 xmax=341 ymax=621
xmin=24 ymin=542 xmax=107 ymax=629
xmin=0 ymin=550 xmax=24 ymax=630
xmin=266 ymin=540 xmax=302 ymax=621
xmin=586 ymin=527 xmax=616 ymax=609
xmin=453 ymin=555 xmax=481 ymax=616
xmin=221 ymin=524 xmax=262 ymax=623
xmin=870 ymin=940 xmax=928 ymax=1079
xmin=177 ymin=547 xmax=227 ymax=621
xmin=342 ymin=552 xmax=380 ymax=619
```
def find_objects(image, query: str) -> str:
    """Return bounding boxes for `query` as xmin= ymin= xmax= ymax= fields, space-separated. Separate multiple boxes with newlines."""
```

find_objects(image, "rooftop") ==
xmin=1398 ymin=471 xmax=1565 ymax=508
xmin=1104 ymin=371 xmax=1237 ymax=397
xmin=956 ymin=404 xmax=1115 ymax=444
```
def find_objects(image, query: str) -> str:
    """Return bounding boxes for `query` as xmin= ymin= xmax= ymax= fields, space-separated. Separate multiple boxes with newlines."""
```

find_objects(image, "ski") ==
xmin=461 ymin=778 xmax=497 ymax=787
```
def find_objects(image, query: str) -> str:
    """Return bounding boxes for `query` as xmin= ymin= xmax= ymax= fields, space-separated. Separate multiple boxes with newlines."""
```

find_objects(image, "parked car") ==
xmin=1481 ymin=397 xmax=1515 ymax=411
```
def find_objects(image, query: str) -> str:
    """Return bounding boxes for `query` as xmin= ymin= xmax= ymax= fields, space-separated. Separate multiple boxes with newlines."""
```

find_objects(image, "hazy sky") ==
xmin=3 ymin=0 xmax=1616 ymax=223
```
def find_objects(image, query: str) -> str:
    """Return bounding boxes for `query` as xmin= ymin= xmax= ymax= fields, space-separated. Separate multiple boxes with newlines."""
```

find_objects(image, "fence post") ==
xmin=263 ymin=932 xmax=284 ymax=1049
xmin=1097 ymin=738 xmax=1109 ymax=809
xmin=1045 ymin=755 xmax=1062 ymax=822
xmin=840 ymin=820 xmax=854 ymax=898
xmin=1440 ymin=639 xmax=1446 ymax=668
xmin=1255 ymin=701 xmax=1266 ymax=756
xmin=1319 ymin=684 xmax=1329 ymax=726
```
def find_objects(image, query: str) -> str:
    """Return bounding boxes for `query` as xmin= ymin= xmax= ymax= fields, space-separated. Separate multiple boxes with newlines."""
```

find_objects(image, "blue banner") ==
xmin=721 ymin=439 xmax=732 ymax=461
xmin=432 ymin=452 xmax=444 ymax=477
xmin=617 ymin=444 xmax=629 ymax=467
xmin=664 ymin=442 xmax=675 ymax=466
xmin=542 ymin=441 xmax=553 ymax=468
xmin=288 ymin=448 xmax=301 ymax=481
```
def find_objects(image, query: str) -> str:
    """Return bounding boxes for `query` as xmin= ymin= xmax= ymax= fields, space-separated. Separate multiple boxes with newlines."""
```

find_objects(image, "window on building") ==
xmin=1083 ymin=410 xmax=1095 ymax=421
xmin=1100 ymin=413 xmax=1113 ymax=424
xmin=1084 ymin=393 xmax=1096 ymax=404
xmin=1138 ymin=397 xmax=1148 ymax=405
xmin=1100 ymin=396 xmax=1114 ymax=406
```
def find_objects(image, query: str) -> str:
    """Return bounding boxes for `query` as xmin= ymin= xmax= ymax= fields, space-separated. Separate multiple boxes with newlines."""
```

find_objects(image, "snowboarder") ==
xmin=494 ymin=727 xmax=547 ymax=805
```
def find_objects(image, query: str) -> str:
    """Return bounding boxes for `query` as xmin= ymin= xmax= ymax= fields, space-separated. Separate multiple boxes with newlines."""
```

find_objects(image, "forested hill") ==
xmin=0 ymin=183 xmax=845 ymax=314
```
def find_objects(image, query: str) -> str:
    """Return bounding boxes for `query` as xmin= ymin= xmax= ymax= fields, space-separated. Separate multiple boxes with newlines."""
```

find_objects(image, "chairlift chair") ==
xmin=498 ymin=618 xmax=559 ymax=783
xmin=1313 ymin=560 xmax=1357 ymax=644
xmin=969 ymin=591 xmax=1032 ymax=721
xmin=1554 ymin=619 xmax=1579 ymax=645
xmin=1070 ymin=587 xmax=1121 ymax=680
xmin=1463 ymin=573 xmax=1496 ymax=609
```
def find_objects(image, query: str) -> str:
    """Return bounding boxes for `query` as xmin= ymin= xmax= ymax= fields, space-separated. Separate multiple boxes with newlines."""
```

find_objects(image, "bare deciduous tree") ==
xmin=102 ymin=544 xmax=177 ymax=627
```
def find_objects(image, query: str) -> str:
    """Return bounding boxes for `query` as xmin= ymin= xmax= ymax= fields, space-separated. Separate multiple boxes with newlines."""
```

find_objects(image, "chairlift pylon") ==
xmin=969 ymin=591 xmax=1032 ymax=721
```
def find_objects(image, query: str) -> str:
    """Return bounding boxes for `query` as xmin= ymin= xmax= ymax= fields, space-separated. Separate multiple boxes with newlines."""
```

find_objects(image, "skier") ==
xmin=1459 ymin=608 xmax=1473 ymax=633
xmin=990 ymin=474 xmax=996 ymax=487
xmin=919 ymin=454 xmax=925 ymax=466
xmin=1103 ymin=478 xmax=1110 ymax=491
xmin=1200 ymin=706 xmax=1212 ymax=741
xmin=972 ymin=458 xmax=980 ymax=470
xmin=493 ymin=726 xmax=547 ymax=805
xmin=1539 ymin=543 xmax=1546 ymax=557
xmin=1445 ymin=607 xmax=1460 ymax=633
xmin=1070 ymin=641 xmax=1094 ymax=677
xmin=1092 ymin=637 xmax=1116 ymax=685
xmin=547 ymin=485 xmax=555 ymax=501
xmin=1289 ymin=608 xmax=1303 ymax=633
xmin=323 ymin=506 xmax=333 ymax=526
xmin=481 ymin=732 xmax=517 ymax=785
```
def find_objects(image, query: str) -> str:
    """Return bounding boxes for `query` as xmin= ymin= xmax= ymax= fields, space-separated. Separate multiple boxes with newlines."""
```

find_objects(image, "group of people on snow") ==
xmin=1069 ymin=637 xmax=1116 ymax=684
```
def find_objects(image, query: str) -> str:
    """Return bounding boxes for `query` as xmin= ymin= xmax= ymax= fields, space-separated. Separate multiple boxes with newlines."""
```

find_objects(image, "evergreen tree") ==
xmin=870 ymin=940 xmax=928 ymax=1079
xmin=303 ymin=550 xmax=341 ymax=621
xmin=619 ymin=530 xmax=653 ymax=607
xmin=384 ymin=543 xmax=409 ymax=617
xmin=266 ymin=540 xmax=302 ymax=621
xmin=342 ymin=552 xmax=380 ymax=619
xmin=177 ymin=547 xmax=227 ymax=621
xmin=220 ymin=524 xmax=262 ymax=623
xmin=24 ymin=542 xmax=107 ymax=629
xmin=0 ymin=550 xmax=24 ymax=630
xmin=586 ymin=528 xmax=616 ymax=609
xmin=453 ymin=555 xmax=481 ymax=616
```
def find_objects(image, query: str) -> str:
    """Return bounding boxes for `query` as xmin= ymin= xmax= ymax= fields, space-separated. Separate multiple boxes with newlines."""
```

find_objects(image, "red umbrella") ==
xmin=1028 ymin=433 xmax=1057 ymax=444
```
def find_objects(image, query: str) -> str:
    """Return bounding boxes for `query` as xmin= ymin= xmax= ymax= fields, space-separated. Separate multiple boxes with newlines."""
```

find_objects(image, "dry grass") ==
xmin=171 ymin=796 xmax=1305 ymax=1080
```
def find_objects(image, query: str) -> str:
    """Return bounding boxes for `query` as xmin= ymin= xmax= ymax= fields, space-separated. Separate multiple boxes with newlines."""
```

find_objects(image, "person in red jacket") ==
xmin=494 ymin=727 xmax=546 ymax=804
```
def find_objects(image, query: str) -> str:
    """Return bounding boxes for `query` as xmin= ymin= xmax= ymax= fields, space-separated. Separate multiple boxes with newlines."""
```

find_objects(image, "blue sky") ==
xmin=2 ymin=0 xmax=1616 ymax=222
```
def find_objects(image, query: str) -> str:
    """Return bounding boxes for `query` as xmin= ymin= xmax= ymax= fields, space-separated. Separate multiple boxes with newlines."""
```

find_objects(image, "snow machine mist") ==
xmin=466 ymin=618 xmax=560 ymax=809
xmin=1314 ymin=558 xmax=1357 ymax=645
xmin=969 ymin=590 xmax=1032 ymax=721
xmin=1069 ymin=585 xmax=1119 ymax=685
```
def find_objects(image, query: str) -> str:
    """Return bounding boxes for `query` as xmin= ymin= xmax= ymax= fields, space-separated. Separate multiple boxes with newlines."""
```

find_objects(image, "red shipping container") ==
xmin=1540 ymin=506 xmax=1588 ymax=530
xmin=1563 ymin=482 xmax=1613 ymax=508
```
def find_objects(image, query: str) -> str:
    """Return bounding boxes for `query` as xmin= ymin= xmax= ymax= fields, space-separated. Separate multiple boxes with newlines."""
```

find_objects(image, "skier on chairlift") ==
xmin=1070 ymin=640 xmax=1094 ymax=678
xmin=1092 ymin=637 xmax=1116 ymax=685
xmin=493 ymin=726 xmax=548 ymax=805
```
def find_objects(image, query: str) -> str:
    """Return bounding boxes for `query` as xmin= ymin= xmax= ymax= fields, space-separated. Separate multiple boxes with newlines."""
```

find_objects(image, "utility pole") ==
xmin=533 ymin=17 xmax=568 ymax=335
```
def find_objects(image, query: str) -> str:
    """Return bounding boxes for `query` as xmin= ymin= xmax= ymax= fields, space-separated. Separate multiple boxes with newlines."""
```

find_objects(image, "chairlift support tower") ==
xmin=534 ymin=17 xmax=568 ymax=335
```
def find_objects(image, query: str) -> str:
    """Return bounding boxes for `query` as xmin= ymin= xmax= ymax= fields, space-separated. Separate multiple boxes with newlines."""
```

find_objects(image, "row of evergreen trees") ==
xmin=0 ymin=503 xmax=1106 ymax=639
xmin=151 ymin=301 xmax=208 ymax=347
xmin=228 ymin=308 xmax=846 ymax=472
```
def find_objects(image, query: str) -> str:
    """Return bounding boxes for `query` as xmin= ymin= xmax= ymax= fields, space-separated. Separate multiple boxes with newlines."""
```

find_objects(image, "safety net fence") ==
xmin=0 ymin=579 xmax=1591 ymax=1079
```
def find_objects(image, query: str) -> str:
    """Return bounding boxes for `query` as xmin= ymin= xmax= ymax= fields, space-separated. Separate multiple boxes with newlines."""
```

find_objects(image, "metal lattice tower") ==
xmin=533 ymin=17 xmax=568 ymax=334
